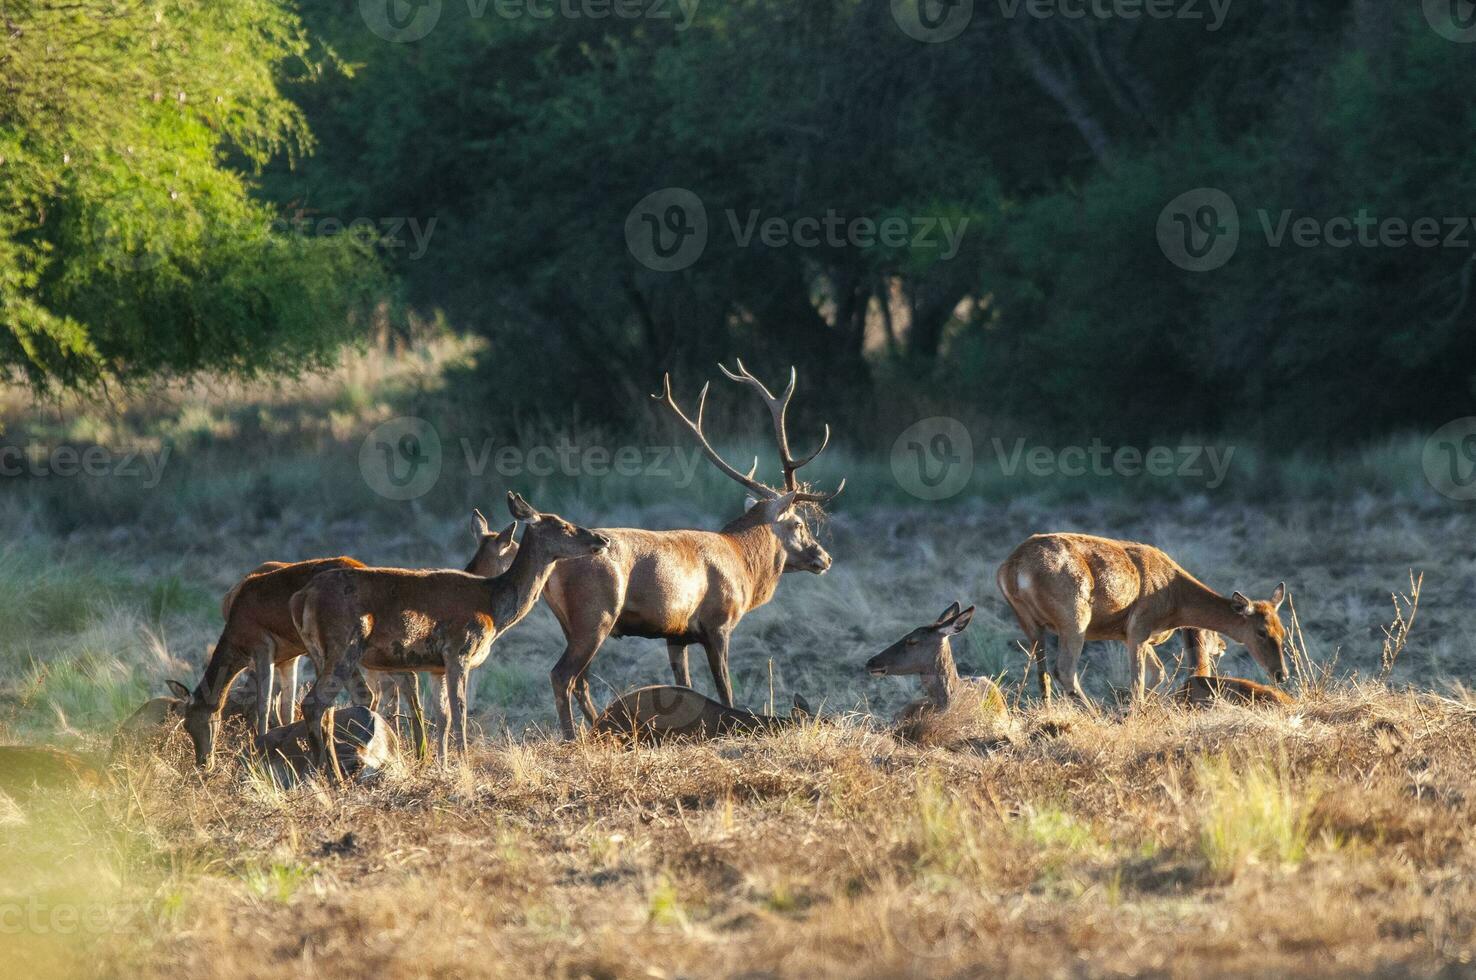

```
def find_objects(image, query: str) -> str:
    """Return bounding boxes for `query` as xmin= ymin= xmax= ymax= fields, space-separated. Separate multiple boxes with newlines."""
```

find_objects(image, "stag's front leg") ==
xmin=666 ymin=641 xmax=691 ymax=687
xmin=276 ymin=656 xmax=299 ymax=726
xmin=703 ymin=628 xmax=735 ymax=706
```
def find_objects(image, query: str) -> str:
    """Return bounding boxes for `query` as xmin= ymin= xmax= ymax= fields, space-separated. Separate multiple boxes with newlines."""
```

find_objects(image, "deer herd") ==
xmin=129 ymin=360 xmax=1295 ymax=779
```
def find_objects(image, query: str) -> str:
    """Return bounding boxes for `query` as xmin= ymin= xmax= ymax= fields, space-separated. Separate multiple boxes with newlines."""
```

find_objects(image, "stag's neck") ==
xmin=1170 ymin=577 xmax=1251 ymax=644
xmin=722 ymin=520 xmax=787 ymax=612
xmin=488 ymin=541 xmax=559 ymax=632
xmin=920 ymin=640 xmax=962 ymax=711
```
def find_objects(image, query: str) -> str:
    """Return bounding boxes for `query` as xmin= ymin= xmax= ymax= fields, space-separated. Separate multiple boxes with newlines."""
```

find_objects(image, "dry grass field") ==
xmin=3 ymin=342 xmax=1475 ymax=978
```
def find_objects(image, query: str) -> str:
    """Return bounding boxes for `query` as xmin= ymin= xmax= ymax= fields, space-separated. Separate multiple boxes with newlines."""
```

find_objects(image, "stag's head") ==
xmin=655 ymin=359 xmax=843 ymax=576
xmin=1230 ymin=583 xmax=1289 ymax=683
xmin=867 ymin=602 xmax=975 ymax=677
xmin=465 ymin=509 xmax=519 ymax=577
xmin=506 ymin=492 xmax=611 ymax=561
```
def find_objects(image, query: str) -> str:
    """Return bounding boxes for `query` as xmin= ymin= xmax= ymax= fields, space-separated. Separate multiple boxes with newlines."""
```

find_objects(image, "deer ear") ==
xmin=935 ymin=601 xmax=962 ymax=626
xmin=507 ymin=491 xmax=540 ymax=522
xmin=940 ymin=605 xmax=975 ymax=635
xmin=498 ymin=521 xmax=518 ymax=548
xmin=472 ymin=509 xmax=490 ymax=537
xmin=1270 ymin=582 xmax=1286 ymax=610
xmin=1231 ymin=591 xmax=1254 ymax=616
xmin=166 ymin=680 xmax=190 ymax=700
xmin=792 ymin=693 xmax=812 ymax=719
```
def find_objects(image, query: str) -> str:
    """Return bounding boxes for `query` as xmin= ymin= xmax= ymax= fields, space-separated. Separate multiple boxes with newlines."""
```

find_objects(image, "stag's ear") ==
xmin=1231 ymin=591 xmax=1254 ymax=616
xmin=1270 ymin=582 xmax=1286 ymax=610
xmin=507 ymin=491 xmax=540 ymax=523
xmin=792 ymin=693 xmax=812 ymax=719
xmin=939 ymin=605 xmax=976 ymax=635
xmin=472 ymin=508 xmax=490 ymax=538
xmin=498 ymin=521 xmax=518 ymax=549
xmin=934 ymin=601 xmax=963 ymax=626
xmin=166 ymin=680 xmax=190 ymax=701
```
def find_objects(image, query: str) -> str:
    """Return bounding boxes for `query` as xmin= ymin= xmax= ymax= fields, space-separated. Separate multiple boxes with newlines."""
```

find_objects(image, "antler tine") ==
xmin=718 ymin=359 xmax=839 ymax=498
xmin=793 ymin=476 xmax=845 ymax=505
xmin=653 ymin=373 xmax=777 ymax=499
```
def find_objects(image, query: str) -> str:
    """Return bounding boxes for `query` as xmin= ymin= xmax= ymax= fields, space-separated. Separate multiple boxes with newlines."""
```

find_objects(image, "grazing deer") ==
xmin=996 ymin=533 xmax=1288 ymax=705
xmin=593 ymin=685 xmax=812 ymax=744
xmin=182 ymin=513 xmax=519 ymax=769
xmin=541 ymin=360 xmax=842 ymax=739
xmin=294 ymin=492 xmax=609 ymax=763
xmin=865 ymin=603 xmax=1007 ymax=724
xmin=1174 ymin=628 xmax=1294 ymax=707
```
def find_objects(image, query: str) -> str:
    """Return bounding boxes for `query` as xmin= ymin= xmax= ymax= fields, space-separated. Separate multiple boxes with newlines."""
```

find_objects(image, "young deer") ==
xmin=182 ymin=514 xmax=519 ymax=769
xmin=865 ymin=603 xmax=1006 ymax=724
xmin=593 ymin=685 xmax=812 ymax=744
xmin=1174 ymin=628 xmax=1294 ymax=707
xmin=997 ymin=533 xmax=1289 ymax=705
xmin=294 ymin=492 xmax=609 ymax=762
xmin=541 ymin=361 xmax=842 ymax=739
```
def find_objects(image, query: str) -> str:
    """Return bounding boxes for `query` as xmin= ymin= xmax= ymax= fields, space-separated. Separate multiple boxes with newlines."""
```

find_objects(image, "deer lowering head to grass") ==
xmin=541 ymin=360 xmax=842 ymax=740
xmin=294 ymin=493 xmax=609 ymax=763
xmin=593 ymin=685 xmax=812 ymax=744
xmin=866 ymin=602 xmax=1006 ymax=724
xmin=996 ymin=532 xmax=1288 ymax=705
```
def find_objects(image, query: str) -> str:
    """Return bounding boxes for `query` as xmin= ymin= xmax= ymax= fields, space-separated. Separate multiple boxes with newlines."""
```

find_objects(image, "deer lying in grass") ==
xmin=997 ymin=532 xmax=1289 ymax=705
xmin=541 ymin=361 xmax=841 ymax=739
xmin=295 ymin=493 xmax=609 ymax=765
xmin=254 ymin=705 xmax=399 ymax=788
xmin=593 ymin=685 xmax=812 ymax=744
xmin=865 ymin=603 xmax=1007 ymax=725
xmin=1174 ymin=628 xmax=1294 ymax=707
xmin=182 ymin=514 xmax=520 ymax=769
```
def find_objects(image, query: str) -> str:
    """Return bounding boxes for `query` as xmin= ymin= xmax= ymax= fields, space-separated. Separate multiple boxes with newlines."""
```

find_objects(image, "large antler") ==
xmin=718 ymin=358 xmax=844 ymax=504
xmin=653 ymin=374 xmax=778 ymax=500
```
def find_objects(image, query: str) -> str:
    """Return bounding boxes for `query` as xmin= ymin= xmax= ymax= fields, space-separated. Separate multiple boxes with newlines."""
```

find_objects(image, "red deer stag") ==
xmin=541 ymin=360 xmax=842 ymax=740
xmin=997 ymin=533 xmax=1288 ymax=705
xmin=294 ymin=493 xmax=609 ymax=763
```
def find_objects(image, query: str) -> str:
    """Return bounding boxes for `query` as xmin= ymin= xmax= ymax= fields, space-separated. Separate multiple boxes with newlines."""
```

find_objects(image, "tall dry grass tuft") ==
xmin=1195 ymin=752 xmax=1317 ymax=880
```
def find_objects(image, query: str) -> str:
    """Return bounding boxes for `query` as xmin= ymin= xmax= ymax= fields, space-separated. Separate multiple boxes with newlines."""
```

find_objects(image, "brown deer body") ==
xmin=593 ymin=685 xmax=811 ymax=744
xmin=1174 ymin=628 xmax=1294 ymax=707
xmin=183 ymin=514 xmax=519 ymax=768
xmin=294 ymin=493 xmax=609 ymax=761
xmin=996 ymin=533 xmax=1289 ymax=705
xmin=543 ymin=362 xmax=841 ymax=740
xmin=866 ymin=603 xmax=1007 ymax=725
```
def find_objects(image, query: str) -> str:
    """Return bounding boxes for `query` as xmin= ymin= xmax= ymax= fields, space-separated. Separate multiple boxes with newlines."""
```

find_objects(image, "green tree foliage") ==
xmin=0 ymin=0 xmax=385 ymax=388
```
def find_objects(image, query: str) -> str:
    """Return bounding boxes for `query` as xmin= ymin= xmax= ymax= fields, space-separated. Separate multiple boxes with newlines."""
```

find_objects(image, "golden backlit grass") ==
xmin=4 ymin=686 xmax=1476 ymax=978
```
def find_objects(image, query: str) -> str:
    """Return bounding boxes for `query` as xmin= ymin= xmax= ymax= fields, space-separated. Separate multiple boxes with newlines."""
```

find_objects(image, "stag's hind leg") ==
xmin=667 ymin=642 xmax=691 ymax=688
